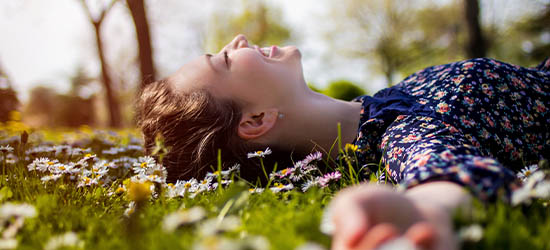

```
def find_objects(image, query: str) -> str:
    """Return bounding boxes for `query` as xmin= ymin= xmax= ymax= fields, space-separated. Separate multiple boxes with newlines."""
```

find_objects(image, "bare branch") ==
xmin=79 ymin=0 xmax=96 ymax=25
xmin=79 ymin=0 xmax=119 ymax=25
xmin=98 ymin=0 xmax=119 ymax=24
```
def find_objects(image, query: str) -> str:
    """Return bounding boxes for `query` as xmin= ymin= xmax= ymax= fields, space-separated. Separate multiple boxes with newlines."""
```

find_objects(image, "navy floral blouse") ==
xmin=351 ymin=58 xmax=550 ymax=201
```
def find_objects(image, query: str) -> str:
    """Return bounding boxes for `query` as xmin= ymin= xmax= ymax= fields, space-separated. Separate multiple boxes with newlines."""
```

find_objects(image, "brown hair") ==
xmin=135 ymin=79 xmax=294 ymax=183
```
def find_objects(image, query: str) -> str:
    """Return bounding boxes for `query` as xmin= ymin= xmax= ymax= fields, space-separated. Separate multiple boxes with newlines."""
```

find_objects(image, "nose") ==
xmin=232 ymin=34 xmax=249 ymax=49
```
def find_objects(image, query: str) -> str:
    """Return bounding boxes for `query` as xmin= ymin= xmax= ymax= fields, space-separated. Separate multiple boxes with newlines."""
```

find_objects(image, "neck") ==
xmin=274 ymin=90 xmax=363 ymax=160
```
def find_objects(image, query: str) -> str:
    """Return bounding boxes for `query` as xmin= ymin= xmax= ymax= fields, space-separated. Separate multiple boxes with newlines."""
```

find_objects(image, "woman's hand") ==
xmin=329 ymin=181 xmax=469 ymax=250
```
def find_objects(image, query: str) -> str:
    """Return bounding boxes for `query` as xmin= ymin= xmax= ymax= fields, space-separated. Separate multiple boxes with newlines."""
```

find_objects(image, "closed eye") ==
xmin=224 ymin=51 xmax=230 ymax=68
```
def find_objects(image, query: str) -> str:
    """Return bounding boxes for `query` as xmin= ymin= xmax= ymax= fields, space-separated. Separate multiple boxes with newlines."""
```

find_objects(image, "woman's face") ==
xmin=169 ymin=35 xmax=306 ymax=109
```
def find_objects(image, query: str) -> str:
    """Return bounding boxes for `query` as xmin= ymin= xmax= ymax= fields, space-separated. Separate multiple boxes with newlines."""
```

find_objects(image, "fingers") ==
xmin=331 ymin=189 xmax=370 ymax=250
xmin=352 ymin=223 xmax=399 ymax=250
xmin=405 ymin=222 xmax=437 ymax=250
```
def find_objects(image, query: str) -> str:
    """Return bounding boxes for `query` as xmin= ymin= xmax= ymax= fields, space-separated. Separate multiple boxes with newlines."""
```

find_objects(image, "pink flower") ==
xmin=318 ymin=171 xmax=342 ymax=187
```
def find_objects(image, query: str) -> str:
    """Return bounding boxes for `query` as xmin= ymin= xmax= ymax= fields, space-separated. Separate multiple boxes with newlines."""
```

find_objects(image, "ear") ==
xmin=238 ymin=108 xmax=279 ymax=140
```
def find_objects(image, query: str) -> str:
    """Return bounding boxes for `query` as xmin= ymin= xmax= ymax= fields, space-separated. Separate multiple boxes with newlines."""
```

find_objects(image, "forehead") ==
xmin=168 ymin=55 xmax=219 ymax=93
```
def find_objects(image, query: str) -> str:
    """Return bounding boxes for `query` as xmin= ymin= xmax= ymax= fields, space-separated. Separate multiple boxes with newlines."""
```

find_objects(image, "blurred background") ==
xmin=0 ymin=0 xmax=548 ymax=129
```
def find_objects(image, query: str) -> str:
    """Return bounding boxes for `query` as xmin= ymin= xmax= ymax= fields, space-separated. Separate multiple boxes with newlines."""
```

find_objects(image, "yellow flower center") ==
xmin=275 ymin=183 xmax=284 ymax=188
xmin=115 ymin=187 xmax=125 ymax=194
xmin=184 ymin=183 xmax=192 ymax=188
xmin=213 ymin=170 xmax=221 ymax=175
xmin=256 ymin=151 xmax=263 ymax=154
xmin=85 ymin=154 xmax=92 ymax=158
xmin=47 ymin=161 xmax=55 ymax=165
xmin=525 ymin=170 xmax=532 ymax=177
xmin=58 ymin=166 xmax=65 ymax=170
xmin=281 ymin=169 xmax=289 ymax=175
xmin=140 ymin=162 xmax=147 ymax=168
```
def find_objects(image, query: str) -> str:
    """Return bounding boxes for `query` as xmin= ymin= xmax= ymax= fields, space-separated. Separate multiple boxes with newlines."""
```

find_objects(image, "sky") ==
xmin=0 ymin=0 xmax=545 ymax=101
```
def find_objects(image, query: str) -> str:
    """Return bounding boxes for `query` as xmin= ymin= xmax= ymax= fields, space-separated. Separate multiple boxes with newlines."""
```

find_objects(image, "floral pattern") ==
xmin=352 ymin=58 xmax=550 ymax=200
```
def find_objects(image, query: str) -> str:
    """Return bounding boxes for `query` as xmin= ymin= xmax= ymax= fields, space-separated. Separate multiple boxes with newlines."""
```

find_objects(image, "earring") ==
xmin=278 ymin=113 xmax=285 ymax=119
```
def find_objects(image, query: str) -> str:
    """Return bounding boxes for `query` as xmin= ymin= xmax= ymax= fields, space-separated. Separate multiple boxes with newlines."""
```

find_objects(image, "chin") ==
xmin=287 ymin=46 xmax=301 ymax=58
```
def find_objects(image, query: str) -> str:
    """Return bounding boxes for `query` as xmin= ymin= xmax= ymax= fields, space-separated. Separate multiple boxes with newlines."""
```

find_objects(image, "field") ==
xmin=1 ymin=121 xmax=550 ymax=250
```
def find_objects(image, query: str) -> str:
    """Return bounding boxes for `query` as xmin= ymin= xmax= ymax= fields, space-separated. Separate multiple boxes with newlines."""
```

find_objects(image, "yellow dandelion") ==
xmin=345 ymin=144 xmax=358 ymax=152
xmin=128 ymin=181 xmax=152 ymax=202
xmin=115 ymin=187 xmax=126 ymax=194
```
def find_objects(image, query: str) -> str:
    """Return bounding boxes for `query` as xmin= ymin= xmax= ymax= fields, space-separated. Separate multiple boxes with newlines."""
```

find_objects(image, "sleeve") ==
xmin=379 ymin=115 xmax=519 ymax=202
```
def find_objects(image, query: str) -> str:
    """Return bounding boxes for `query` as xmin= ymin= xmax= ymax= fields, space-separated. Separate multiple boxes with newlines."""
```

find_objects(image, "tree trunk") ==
xmin=80 ymin=0 xmax=122 ymax=128
xmin=464 ymin=0 xmax=486 ymax=58
xmin=93 ymin=23 xmax=122 ymax=127
xmin=126 ymin=0 xmax=156 ymax=87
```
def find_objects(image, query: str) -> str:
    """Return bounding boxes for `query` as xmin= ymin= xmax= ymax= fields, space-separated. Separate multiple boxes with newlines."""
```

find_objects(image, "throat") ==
xmin=285 ymin=94 xmax=363 ymax=159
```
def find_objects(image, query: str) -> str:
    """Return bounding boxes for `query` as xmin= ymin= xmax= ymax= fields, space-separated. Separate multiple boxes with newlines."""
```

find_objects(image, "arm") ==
xmin=330 ymin=181 xmax=468 ymax=250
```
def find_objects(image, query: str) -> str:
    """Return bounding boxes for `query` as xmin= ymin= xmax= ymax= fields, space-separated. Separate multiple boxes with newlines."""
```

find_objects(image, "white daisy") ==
xmin=248 ymin=188 xmax=265 ymax=194
xmin=132 ymin=156 xmax=156 ymax=174
xmin=270 ymin=183 xmax=294 ymax=193
xmin=0 ymin=145 xmax=14 ymax=154
xmin=102 ymin=147 xmax=126 ymax=155
xmin=198 ymin=177 xmax=213 ymax=192
xmin=517 ymin=164 xmax=539 ymax=181
xmin=27 ymin=158 xmax=57 ymax=172
xmin=44 ymin=232 xmax=84 ymax=250
xmin=247 ymin=147 xmax=272 ymax=158
xmin=40 ymin=174 xmax=63 ymax=183
xmin=123 ymin=201 xmax=136 ymax=217
xmin=162 ymin=207 xmax=206 ymax=232
xmin=0 ymin=202 xmax=37 ymax=218
xmin=301 ymin=179 xmax=319 ymax=192
xmin=77 ymin=176 xmax=99 ymax=188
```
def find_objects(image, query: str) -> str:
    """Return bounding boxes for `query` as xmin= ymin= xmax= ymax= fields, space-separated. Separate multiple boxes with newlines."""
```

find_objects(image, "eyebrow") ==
xmin=204 ymin=54 xmax=219 ymax=73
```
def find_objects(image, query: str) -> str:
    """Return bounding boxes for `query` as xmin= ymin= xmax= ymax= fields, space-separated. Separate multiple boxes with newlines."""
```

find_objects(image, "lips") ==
xmin=256 ymin=46 xmax=278 ymax=58
xmin=269 ymin=45 xmax=278 ymax=58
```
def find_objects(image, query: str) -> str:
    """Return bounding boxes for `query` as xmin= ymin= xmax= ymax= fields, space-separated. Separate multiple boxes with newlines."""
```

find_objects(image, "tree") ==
xmin=205 ymin=0 xmax=291 ymax=52
xmin=79 ymin=0 xmax=122 ymax=127
xmin=24 ymin=84 xmax=95 ymax=128
xmin=24 ymin=86 xmax=56 ymax=127
xmin=464 ymin=0 xmax=487 ymax=58
xmin=323 ymin=80 xmax=366 ymax=101
xmin=330 ymin=0 xmax=436 ymax=86
xmin=126 ymin=0 xmax=156 ymax=87
xmin=0 ymin=62 xmax=19 ymax=122
xmin=515 ymin=4 xmax=550 ymax=62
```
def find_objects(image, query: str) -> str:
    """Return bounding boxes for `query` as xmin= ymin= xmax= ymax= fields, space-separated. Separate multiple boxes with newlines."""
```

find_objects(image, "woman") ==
xmin=136 ymin=34 xmax=550 ymax=249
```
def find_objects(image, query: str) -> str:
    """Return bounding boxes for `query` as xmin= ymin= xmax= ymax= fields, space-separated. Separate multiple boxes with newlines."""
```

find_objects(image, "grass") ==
xmin=1 ymin=124 xmax=550 ymax=250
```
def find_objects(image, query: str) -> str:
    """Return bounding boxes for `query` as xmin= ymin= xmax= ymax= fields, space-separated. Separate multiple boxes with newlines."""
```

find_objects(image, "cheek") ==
xmin=233 ymin=51 xmax=266 ymax=76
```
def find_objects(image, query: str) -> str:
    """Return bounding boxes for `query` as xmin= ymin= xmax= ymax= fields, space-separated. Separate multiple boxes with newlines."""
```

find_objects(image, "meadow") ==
xmin=1 ymin=117 xmax=550 ymax=250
